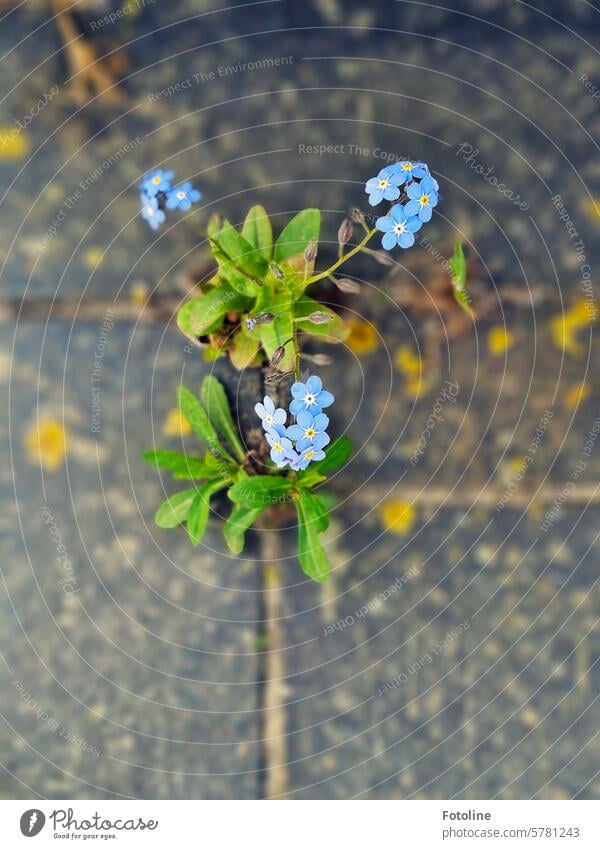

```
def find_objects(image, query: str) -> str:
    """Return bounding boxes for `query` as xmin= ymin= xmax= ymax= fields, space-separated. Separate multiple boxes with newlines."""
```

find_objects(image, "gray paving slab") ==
xmin=0 ymin=320 xmax=262 ymax=799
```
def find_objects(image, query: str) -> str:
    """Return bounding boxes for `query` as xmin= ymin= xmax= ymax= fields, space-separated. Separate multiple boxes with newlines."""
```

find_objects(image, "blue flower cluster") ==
xmin=364 ymin=160 xmax=439 ymax=251
xmin=255 ymin=376 xmax=334 ymax=471
xmin=139 ymin=169 xmax=202 ymax=230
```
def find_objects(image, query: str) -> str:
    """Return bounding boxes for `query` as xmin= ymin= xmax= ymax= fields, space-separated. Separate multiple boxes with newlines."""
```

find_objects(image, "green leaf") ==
xmin=142 ymin=449 xmax=214 ymax=479
xmin=228 ymin=474 xmax=293 ymax=508
xmin=295 ymin=490 xmax=330 ymax=582
xmin=255 ymin=288 xmax=295 ymax=372
xmin=229 ymin=328 xmax=260 ymax=370
xmin=177 ymin=385 xmax=235 ymax=464
xmin=215 ymin=219 xmax=268 ymax=279
xmin=223 ymin=503 xmax=266 ymax=554
xmin=274 ymin=209 xmax=320 ymax=266
xmin=241 ymin=205 xmax=273 ymax=262
xmin=300 ymin=489 xmax=330 ymax=532
xmin=449 ymin=241 xmax=473 ymax=316
xmin=177 ymin=285 xmax=249 ymax=337
xmin=293 ymin=296 xmax=349 ymax=341
xmin=155 ymin=489 xmax=198 ymax=528
xmin=201 ymin=375 xmax=247 ymax=463
xmin=299 ymin=436 xmax=352 ymax=480
xmin=187 ymin=479 xmax=227 ymax=546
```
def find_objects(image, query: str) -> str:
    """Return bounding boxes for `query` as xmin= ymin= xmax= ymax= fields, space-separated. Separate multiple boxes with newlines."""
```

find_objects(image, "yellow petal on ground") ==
xmin=380 ymin=500 xmax=416 ymax=535
xmin=0 ymin=127 xmax=29 ymax=159
xmin=550 ymin=300 xmax=594 ymax=357
xmin=162 ymin=407 xmax=191 ymax=437
xmin=564 ymin=381 xmax=590 ymax=409
xmin=487 ymin=326 xmax=514 ymax=357
xmin=584 ymin=198 xmax=600 ymax=222
xmin=395 ymin=345 xmax=421 ymax=377
xmin=25 ymin=419 xmax=67 ymax=471
xmin=83 ymin=248 xmax=104 ymax=269
xmin=405 ymin=375 xmax=425 ymax=399
xmin=345 ymin=318 xmax=378 ymax=354
xmin=130 ymin=282 xmax=149 ymax=309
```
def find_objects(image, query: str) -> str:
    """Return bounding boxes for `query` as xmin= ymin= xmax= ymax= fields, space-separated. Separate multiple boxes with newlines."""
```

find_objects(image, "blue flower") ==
xmin=140 ymin=195 xmax=166 ymax=231
xmin=141 ymin=169 xmax=174 ymax=197
xmin=265 ymin=429 xmax=295 ymax=466
xmin=299 ymin=444 xmax=327 ymax=467
xmin=286 ymin=410 xmax=330 ymax=452
xmin=376 ymin=204 xmax=422 ymax=250
xmin=289 ymin=375 xmax=334 ymax=416
xmin=364 ymin=168 xmax=403 ymax=207
xmin=404 ymin=176 xmax=439 ymax=223
xmin=166 ymin=181 xmax=202 ymax=211
xmin=255 ymin=395 xmax=287 ymax=435
xmin=389 ymin=160 xmax=429 ymax=183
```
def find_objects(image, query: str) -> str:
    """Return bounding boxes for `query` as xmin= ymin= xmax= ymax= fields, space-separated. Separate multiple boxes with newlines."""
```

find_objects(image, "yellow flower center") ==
xmin=274 ymin=442 xmax=282 ymax=451
xmin=305 ymin=451 xmax=315 ymax=460
xmin=402 ymin=162 xmax=412 ymax=170
xmin=420 ymin=194 xmax=429 ymax=205
xmin=152 ymin=176 xmax=161 ymax=184
xmin=306 ymin=428 xmax=315 ymax=438
xmin=378 ymin=178 xmax=389 ymax=189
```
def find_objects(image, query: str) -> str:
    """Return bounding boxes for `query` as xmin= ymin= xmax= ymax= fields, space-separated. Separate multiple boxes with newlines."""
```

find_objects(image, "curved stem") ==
xmin=305 ymin=227 xmax=377 ymax=286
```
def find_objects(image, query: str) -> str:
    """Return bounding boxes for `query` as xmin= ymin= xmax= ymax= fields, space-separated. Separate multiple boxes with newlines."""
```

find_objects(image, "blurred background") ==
xmin=0 ymin=0 xmax=598 ymax=799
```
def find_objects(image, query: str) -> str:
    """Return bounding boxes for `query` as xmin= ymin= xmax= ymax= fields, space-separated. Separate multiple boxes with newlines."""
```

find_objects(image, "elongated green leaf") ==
xmin=298 ymin=436 xmax=352 ymax=483
xmin=229 ymin=328 xmax=260 ymax=370
xmin=177 ymin=285 xmax=249 ymax=337
xmin=241 ymin=205 xmax=273 ymax=262
xmin=177 ymin=386 xmax=235 ymax=465
xmin=274 ymin=209 xmax=320 ymax=264
xmin=299 ymin=489 xmax=330 ymax=532
xmin=217 ymin=219 xmax=268 ymax=279
xmin=228 ymin=475 xmax=293 ymax=508
xmin=255 ymin=288 xmax=295 ymax=372
xmin=223 ymin=503 xmax=266 ymax=554
xmin=449 ymin=241 xmax=473 ymax=316
xmin=155 ymin=489 xmax=197 ymax=528
xmin=295 ymin=490 xmax=330 ymax=582
xmin=142 ymin=449 xmax=214 ymax=479
xmin=293 ymin=296 xmax=349 ymax=341
xmin=201 ymin=375 xmax=246 ymax=463
xmin=187 ymin=479 xmax=227 ymax=545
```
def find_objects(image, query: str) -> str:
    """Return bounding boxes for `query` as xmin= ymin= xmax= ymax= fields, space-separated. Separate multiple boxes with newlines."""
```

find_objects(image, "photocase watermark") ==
xmin=0 ymin=85 xmax=59 ymax=150
xmin=540 ymin=413 xmax=600 ymax=531
xmin=323 ymin=566 xmax=419 ymax=636
xmin=409 ymin=381 xmax=460 ymax=466
xmin=42 ymin=506 xmax=79 ymax=596
xmin=551 ymin=194 xmax=596 ymax=319
xmin=496 ymin=408 xmax=554 ymax=512
xmin=148 ymin=55 xmax=294 ymax=102
xmin=90 ymin=309 xmax=115 ymax=434
xmin=12 ymin=680 xmax=101 ymax=758
xmin=579 ymin=73 xmax=600 ymax=100
xmin=89 ymin=0 xmax=156 ymax=30
xmin=376 ymin=621 xmax=470 ymax=695
xmin=37 ymin=137 xmax=142 ymax=253
xmin=456 ymin=143 xmax=529 ymax=210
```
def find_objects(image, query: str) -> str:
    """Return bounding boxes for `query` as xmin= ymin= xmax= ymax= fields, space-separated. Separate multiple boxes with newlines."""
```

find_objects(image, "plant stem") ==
xmin=305 ymin=227 xmax=377 ymax=286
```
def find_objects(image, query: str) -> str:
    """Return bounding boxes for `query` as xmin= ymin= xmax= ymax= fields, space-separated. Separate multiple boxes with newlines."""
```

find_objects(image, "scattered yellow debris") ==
xmin=130 ymin=282 xmax=149 ymax=309
xmin=25 ymin=419 xmax=67 ymax=471
xmin=550 ymin=300 xmax=595 ymax=357
xmin=345 ymin=318 xmax=378 ymax=354
xmin=564 ymin=381 xmax=590 ymax=408
xmin=162 ymin=408 xmax=191 ymax=437
xmin=83 ymin=248 xmax=104 ymax=269
xmin=487 ymin=326 xmax=514 ymax=357
xmin=0 ymin=128 xmax=28 ymax=159
xmin=395 ymin=345 xmax=421 ymax=377
xmin=584 ymin=198 xmax=600 ymax=222
xmin=380 ymin=500 xmax=416 ymax=535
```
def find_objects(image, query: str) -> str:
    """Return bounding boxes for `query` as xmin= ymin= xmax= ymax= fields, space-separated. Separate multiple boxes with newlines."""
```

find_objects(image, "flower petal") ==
xmin=264 ymin=396 xmax=275 ymax=414
xmin=375 ymin=215 xmax=394 ymax=232
xmin=382 ymin=231 xmax=397 ymax=251
xmin=255 ymin=403 xmax=267 ymax=419
xmin=404 ymin=199 xmax=421 ymax=217
xmin=383 ymin=185 xmax=400 ymax=201
xmin=306 ymin=375 xmax=322 ymax=394
xmin=399 ymin=231 xmax=416 ymax=249
xmin=406 ymin=182 xmax=421 ymax=199
xmin=365 ymin=178 xmax=380 ymax=191
xmin=291 ymin=382 xmax=306 ymax=398
xmin=289 ymin=398 xmax=305 ymax=415
xmin=420 ymin=205 xmax=433 ymax=223
xmin=286 ymin=424 xmax=304 ymax=440
xmin=315 ymin=390 xmax=334 ymax=408
xmin=272 ymin=408 xmax=287 ymax=425
xmin=297 ymin=410 xmax=314 ymax=428
xmin=420 ymin=177 xmax=435 ymax=194
xmin=313 ymin=432 xmax=330 ymax=449
xmin=368 ymin=188 xmax=383 ymax=206
xmin=390 ymin=204 xmax=407 ymax=223
xmin=406 ymin=216 xmax=422 ymax=233
xmin=313 ymin=413 xmax=329 ymax=431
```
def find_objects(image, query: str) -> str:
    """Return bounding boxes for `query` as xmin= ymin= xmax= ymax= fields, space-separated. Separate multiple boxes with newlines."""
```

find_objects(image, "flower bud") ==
xmin=370 ymin=250 xmax=395 ymax=267
xmin=334 ymin=277 xmax=361 ymax=294
xmin=303 ymin=352 xmax=332 ymax=366
xmin=270 ymin=346 xmax=286 ymax=366
xmin=255 ymin=312 xmax=275 ymax=325
xmin=269 ymin=262 xmax=285 ymax=279
xmin=351 ymin=208 xmax=366 ymax=225
xmin=308 ymin=311 xmax=332 ymax=325
xmin=337 ymin=218 xmax=353 ymax=245
xmin=304 ymin=240 xmax=318 ymax=263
